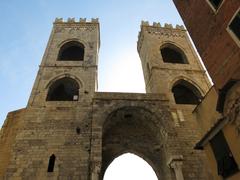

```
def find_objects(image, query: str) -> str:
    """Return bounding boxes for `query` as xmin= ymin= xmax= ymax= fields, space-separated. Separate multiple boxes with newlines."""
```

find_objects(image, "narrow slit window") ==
xmin=47 ymin=154 xmax=56 ymax=172
xmin=76 ymin=127 xmax=81 ymax=134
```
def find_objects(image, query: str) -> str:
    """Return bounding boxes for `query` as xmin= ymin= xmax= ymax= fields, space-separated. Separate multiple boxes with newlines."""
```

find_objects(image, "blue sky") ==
xmin=0 ymin=1 xmax=183 ymax=126
xmin=0 ymin=1 xmax=185 ymax=179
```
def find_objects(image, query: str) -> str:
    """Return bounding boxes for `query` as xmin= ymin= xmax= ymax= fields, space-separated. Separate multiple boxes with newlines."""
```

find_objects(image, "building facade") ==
xmin=173 ymin=0 xmax=240 ymax=89
xmin=0 ymin=18 xmax=211 ymax=180
xmin=173 ymin=0 xmax=240 ymax=179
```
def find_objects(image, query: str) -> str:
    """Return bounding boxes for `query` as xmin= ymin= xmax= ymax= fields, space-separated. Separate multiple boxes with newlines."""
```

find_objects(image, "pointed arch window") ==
xmin=172 ymin=80 xmax=202 ymax=104
xmin=47 ymin=154 xmax=56 ymax=172
xmin=160 ymin=44 xmax=188 ymax=64
xmin=58 ymin=41 xmax=85 ymax=61
xmin=46 ymin=77 xmax=79 ymax=101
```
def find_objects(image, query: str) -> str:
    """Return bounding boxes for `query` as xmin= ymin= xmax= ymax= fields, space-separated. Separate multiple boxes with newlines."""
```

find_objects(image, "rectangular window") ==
xmin=210 ymin=131 xmax=238 ymax=178
xmin=229 ymin=11 xmax=240 ymax=40
xmin=208 ymin=0 xmax=223 ymax=10
xmin=227 ymin=9 xmax=240 ymax=47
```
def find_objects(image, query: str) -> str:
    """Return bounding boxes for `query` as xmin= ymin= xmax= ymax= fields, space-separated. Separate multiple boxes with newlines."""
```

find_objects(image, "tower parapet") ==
xmin=138 ymin=21 xmax=185 ymax=53
xmin=54 ymin=17 xmax=99 ymax=24
xmin=52 ymin=18 xmax=100 ymax=51
xmin=140 ymin=20 xmax=184 ymax=29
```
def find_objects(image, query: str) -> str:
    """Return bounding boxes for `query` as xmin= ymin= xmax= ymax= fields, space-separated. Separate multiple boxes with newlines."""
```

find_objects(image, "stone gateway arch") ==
xmin=0 ymin=18 xmax=211 ymax=180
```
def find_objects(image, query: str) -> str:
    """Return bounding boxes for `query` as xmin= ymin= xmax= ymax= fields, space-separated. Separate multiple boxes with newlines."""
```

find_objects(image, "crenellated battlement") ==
xmin=53 ymin=17 xmax=100 ymax=34
xmin=140 ymin=20 xmax=185 ymax=30
xmin=137 ymin=21 xmax=186 ymax=52
xmin=54 ymin=17 xmax=99 ymax=24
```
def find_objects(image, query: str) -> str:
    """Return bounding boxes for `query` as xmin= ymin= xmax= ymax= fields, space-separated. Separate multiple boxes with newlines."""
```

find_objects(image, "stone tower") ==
xmin=0 ymin=18 xmax=100 ymax=179
xmin=136 ymin=21 xmax=212 ymax=178
xmin=28 ymin=17 xmax=100 ymax=107
xmin=138 ymin=21 xmax=210 ymax=99
xmin=0 ymin=19 xmax=212 ymax=180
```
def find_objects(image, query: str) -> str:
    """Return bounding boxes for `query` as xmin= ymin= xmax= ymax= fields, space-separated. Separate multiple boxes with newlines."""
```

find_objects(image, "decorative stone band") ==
xmin=137 ymin=21 xmax=186 ymax=53
xmin=54 ymin=17 xmax=99 ymax=24
xmin=52 ymin=17 xmax=100 ymax=36
xmin=168 ymin=155 xmax=184 ymax=180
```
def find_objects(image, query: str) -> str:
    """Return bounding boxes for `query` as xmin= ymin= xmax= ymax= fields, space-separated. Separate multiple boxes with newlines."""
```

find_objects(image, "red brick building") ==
xmin=173 ymin=0 xmax=240 ymax=89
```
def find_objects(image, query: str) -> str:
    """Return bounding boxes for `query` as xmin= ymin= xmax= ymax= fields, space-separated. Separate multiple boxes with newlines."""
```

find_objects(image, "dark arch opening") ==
xmin=160 ymin=44 xmax=188 ymax=64
xmin=172 ymin=80 xmax=202 ymax=104
xmin=58 ymin=41 xmax=84 ymax=61
xmin=47 ymin=154 xmax=56 ymax=172
xmin=101 ymin=107 xmax=165 ymax=179
xmin=46 ymin=77 xmax=79 ymax=101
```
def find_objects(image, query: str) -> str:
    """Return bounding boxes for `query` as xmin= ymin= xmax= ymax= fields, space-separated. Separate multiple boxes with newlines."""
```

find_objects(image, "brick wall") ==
xmin=173 ymin=0 xmax=240 ymax=89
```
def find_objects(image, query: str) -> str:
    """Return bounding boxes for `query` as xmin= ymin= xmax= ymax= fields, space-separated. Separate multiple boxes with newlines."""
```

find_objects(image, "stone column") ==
xmin=168 ymin=155 xmax=184 ymax=180
xmin=91 ymin=161 xmax=100 ymax=180
xmin=91 ymin=171 xmax=99 ymax=180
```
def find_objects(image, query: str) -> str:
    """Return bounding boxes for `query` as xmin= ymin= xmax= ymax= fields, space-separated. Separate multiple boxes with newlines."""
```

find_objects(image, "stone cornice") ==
xmin=93 ymin=92 xmax=168 ymax=101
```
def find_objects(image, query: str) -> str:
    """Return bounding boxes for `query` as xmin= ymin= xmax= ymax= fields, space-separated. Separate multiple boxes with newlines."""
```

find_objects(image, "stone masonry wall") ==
xmin=0 ymin=92 xmax=211 ymax=180
xmin=2 ymin=104 xmax=92 ymax=180
xmin=0 ymin=109 xmax=25 ymax=179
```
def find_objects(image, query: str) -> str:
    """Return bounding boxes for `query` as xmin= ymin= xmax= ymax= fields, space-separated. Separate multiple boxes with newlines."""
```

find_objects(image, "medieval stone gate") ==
xmin=0 ymin=18 xmax=212 ymax=180
xmin=91 ymin=93 xmax=210 ymax=180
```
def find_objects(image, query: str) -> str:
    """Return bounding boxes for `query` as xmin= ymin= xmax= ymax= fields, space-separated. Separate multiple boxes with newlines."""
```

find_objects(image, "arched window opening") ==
xmin=47 ymin=154 xmax=56 ymax=172
xmin=46 ymin=77 xmax=79 ymax=101
xmin=103 ymin=153 xmax=158 ymax=180
xmin=172 ymin=80 xmax=202 ymax=104
xmin=58 ymin=41 xmax=84 ymax=61
xmin=160 ymin=44 xmax=188 ymax=64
